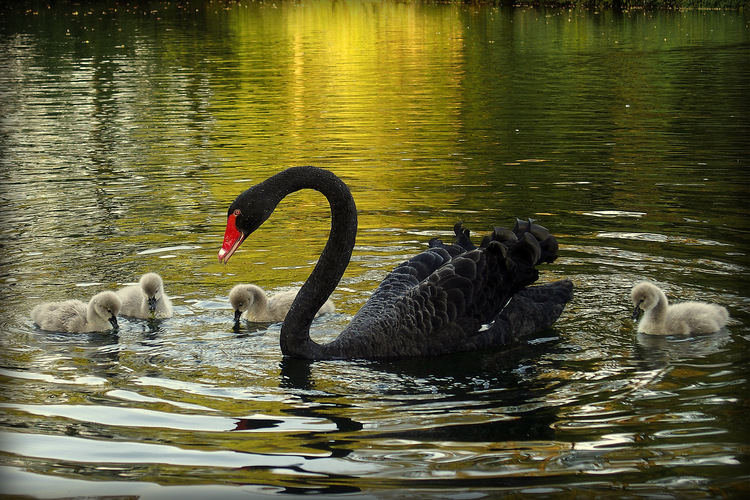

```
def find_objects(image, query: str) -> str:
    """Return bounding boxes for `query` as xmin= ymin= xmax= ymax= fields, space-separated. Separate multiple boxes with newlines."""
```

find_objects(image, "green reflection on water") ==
xmin=0 ymin=1 xmax=748 ymax=497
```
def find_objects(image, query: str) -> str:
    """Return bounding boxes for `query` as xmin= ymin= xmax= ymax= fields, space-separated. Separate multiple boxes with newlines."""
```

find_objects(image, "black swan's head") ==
xmin=218 ymin=184 xmax=280 ymax=264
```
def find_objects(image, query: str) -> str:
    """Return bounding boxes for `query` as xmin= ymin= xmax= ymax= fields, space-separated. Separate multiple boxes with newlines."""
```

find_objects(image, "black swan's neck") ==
xmin=275 ymin=167 xmax=357 ymax=358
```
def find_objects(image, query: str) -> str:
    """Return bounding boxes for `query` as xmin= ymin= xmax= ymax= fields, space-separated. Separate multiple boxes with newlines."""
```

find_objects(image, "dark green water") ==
xmin=1 ymin=2 xmax=748 ymax=498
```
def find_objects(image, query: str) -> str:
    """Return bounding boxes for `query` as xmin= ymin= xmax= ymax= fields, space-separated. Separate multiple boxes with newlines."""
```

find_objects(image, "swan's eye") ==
xmin=233 ymin=209 xmax=241 ymax=217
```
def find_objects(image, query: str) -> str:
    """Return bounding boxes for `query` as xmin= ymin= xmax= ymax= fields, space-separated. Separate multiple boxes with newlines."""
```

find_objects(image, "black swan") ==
xmin=116 ymin=272 xmax=173 ymax=319
xmin=31 ymin=291 xmax=121 ymax=333
xmin=631 ymin=281 xmax=729 ymax=335
xmin=218 ymin=166 xmax=573 ymax=359
xmin=229 ymin=284 xmax=334 ymax=325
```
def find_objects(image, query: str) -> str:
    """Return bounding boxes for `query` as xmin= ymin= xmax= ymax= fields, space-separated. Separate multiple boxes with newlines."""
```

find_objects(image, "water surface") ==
xmin=1 ymin=2 xmax=748 ymax=498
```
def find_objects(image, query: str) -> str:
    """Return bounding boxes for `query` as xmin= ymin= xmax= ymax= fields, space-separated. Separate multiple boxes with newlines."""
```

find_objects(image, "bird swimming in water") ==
xmin=631 ymin=281 xmax=729 ymax=335
xmin=116 ymin=272 xmax=173 ymax=319
xmin=31 ymin=291 xmax=121 ymax=333
xmin=229 ymin=284 xmax=334 ymax=325
xmin=219 ymin=166 xmax=573 ymax=360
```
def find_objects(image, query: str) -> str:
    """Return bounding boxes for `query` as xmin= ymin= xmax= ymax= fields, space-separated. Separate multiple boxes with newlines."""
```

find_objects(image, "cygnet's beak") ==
xmin=632 ymin=305 xmax=642 ymax=321
xmin=109 ymin=315 xmax=119 ymax=330
xmin=148 ymin=296 xmax=157 ymax=312
xmin=234 ymin=309 xmax=242 ymax=325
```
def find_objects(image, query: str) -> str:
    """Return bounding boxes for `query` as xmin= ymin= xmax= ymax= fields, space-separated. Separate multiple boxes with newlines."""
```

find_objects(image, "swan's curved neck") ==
xmin=86 ymin=303 xmax=99 ymax=323
xmin=648 ymin=287 xmax=669 ymax=324
xmin=275 ymin=167 xmax=357 ymax=358
xmin=245 ymin=286 xmax=267 ymax=312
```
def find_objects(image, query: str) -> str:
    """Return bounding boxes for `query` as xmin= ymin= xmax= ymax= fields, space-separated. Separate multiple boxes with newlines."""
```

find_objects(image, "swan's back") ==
xmin=666 ymin=302 xmax=729 ymax=335
xmin=32 ymin=299 xmax=89 ymax=333
xmin=266 ymin=289 xmax=334 ymax=319
xmin=323 ymin=221 xmax=571 ymax=358
xmin=263 ymin=289 xmax=298 ymax=321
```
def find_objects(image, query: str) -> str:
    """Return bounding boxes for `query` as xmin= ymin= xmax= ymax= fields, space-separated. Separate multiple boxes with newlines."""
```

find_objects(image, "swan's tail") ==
xmin=480 ymin=279 xmax=574 ymax=345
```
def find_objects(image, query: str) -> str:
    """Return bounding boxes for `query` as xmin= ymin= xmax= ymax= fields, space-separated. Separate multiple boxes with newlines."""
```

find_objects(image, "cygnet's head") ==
xmin=90 ymin=291 xmax=121 ymax=329
xmin=631 ymin=282 xmax=660 ymax=319
xmin=228 ymin=284 xmax=263 ymax=323
xmin=140 ymin=273 xmax=165 ymax=310
xmin=229 ymin=284 xmax=265 ymax=312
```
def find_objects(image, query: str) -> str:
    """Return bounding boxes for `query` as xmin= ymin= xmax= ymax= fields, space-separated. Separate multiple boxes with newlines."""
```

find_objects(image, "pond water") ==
xmin=1 ymin=1 xmax=749 ymax=498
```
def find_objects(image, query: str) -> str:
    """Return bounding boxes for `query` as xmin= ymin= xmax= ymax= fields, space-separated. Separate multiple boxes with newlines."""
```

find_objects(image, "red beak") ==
xmin=218 ymin=213 xmax=246 ymax=264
